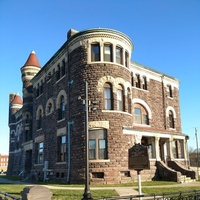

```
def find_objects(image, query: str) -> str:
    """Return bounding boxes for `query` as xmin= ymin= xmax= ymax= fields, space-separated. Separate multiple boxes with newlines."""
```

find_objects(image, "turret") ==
xmin=21 ymin=51 xmax=41 ymax=100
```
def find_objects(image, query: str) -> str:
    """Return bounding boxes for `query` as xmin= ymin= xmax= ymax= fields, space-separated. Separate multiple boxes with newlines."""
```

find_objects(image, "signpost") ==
xmin=129 ymin=143 xmax=150 ymax=196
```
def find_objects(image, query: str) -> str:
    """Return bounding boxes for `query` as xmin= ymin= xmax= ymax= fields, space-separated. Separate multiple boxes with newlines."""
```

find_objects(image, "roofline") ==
xmin=67 ymin=27 xmax=133 ymax=47
xmin=131 ymin=61 xmax=180 ymax=82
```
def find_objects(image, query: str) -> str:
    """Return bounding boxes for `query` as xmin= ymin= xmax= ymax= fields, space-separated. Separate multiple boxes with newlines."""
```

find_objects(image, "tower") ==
xmin=20 ymin=51 xmax=41 ymax=173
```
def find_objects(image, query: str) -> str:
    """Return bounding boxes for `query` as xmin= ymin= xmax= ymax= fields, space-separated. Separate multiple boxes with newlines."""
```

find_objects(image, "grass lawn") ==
xmin=0 ymin=175 xmax=199 ymax=200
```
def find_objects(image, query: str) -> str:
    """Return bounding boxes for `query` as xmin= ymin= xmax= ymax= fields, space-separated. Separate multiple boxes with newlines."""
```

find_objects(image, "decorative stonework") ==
xmin=89 ymin=121 xmax=109 ymax=129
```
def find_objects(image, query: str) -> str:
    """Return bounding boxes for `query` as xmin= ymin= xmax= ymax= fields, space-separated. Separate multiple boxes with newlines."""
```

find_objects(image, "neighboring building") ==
xmin=8 ymin=28 xmax=195 ymax=184
xmin=0 ymin=154 xmax=9 ymax=173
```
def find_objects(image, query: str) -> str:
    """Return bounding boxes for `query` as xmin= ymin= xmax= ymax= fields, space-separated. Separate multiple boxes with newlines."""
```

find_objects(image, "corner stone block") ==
xmin=21 ymin=186 xmax=52 ymax=200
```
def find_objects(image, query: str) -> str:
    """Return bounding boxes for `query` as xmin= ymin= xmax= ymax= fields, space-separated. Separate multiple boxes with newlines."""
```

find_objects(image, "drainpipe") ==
xmin=66 ymin=43 xmax=74 ymax=183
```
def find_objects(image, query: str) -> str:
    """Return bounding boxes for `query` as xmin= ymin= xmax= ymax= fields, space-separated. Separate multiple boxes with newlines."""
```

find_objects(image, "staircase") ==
xmin=156 ymin=161 xmax=196 ymax=183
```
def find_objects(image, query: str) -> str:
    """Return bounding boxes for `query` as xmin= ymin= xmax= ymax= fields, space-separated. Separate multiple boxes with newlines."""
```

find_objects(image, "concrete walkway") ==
xmin=0 ymin=177 xmax=200 ymax=197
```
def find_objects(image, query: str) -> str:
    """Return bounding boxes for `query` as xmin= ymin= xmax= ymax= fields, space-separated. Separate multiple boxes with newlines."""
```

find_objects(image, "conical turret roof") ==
xmin=22 ymin=51 xmax=41 ymax=68
xmin=11 ymin=94 xmax=23 ymax=105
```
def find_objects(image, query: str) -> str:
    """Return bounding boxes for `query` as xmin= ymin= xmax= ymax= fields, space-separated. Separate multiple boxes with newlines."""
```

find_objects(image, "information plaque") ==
xmin=128 ymin=143 xmax=150 ymax=170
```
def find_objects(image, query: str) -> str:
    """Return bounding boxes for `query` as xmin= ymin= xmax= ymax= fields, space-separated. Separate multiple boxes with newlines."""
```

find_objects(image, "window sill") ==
xmin=57 ymin=118 xmax=65 ymax=123
xmin=55 ymin=74 xmax=66 ymax=84
xmin=88 ymin=61 xmax=130 ymax=71
xmin=56 ymin=162 xmax=66 ymax=165
xmin=133 ymin=123 xmax=151 ymax=127
xmin=34 ymin=164 xmax=43 ymax=166
xmin=37 ymin=128 xmax=42 ymax=132
xmin=89 ymin=159 xmax=110 ymax=163
xmin=102 ymin=110 xmax=132 ymax=116
xmin=132 ymin=86 xmax=149 ymax=92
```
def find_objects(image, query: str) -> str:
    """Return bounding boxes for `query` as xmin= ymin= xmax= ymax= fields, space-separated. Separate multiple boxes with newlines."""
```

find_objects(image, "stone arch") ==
xmin=132 ymin=98 xmax=152 ymax=119
xmin=36 ymin=105 xmax=44 ymax=120
xmin=97 ymin=76 xmax=115 ymax=93
xmin=45 ymin=98 xmax=54 ymax=115
xmin=166 ymin=106 xmax=176 ymax=118
xmin=56 ymin=90 xmax=67 ymax=109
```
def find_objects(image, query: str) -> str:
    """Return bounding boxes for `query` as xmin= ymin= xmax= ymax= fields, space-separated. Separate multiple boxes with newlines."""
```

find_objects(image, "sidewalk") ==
xmin=0 ymin=177 xmax=199 ymax=197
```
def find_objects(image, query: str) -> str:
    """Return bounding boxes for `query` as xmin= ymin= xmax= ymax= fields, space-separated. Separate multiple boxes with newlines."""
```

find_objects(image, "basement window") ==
xmin=92 ymin=172 xmax=104 ymax=178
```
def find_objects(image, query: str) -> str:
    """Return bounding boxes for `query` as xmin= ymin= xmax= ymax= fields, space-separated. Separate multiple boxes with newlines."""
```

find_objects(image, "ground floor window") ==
xmin=89 ymin=129 xmax=108 ymax=160
xmin=35 ymin=142 xmax=43 ymax=164
xmin=57 ymin=135 xmax=66 ymax=162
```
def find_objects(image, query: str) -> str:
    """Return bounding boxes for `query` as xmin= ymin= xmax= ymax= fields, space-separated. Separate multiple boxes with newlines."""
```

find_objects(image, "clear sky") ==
xmin=0 ymin=0 xmax=199 ymax=155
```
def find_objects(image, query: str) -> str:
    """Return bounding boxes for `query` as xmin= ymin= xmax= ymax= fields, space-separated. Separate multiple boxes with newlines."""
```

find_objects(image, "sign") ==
xmin=128 ymin=143 xmax=150 ymax=170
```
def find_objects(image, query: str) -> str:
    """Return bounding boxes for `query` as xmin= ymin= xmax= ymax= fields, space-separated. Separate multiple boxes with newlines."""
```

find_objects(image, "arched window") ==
xmin=117 ymin=84 xmax=124 ymax=111
xmin=104 ymin=82 xmax=113 ymax=110
xmin=134 ymin=104 xmax=149 ymax=125
xmin=169 ymin=110 xmax=175 ymax=128
xmin=37 ymin=109 xmax=42 ymax=129
xmin=127 ymin=88 xmax=131 ymax=113
xmin=91 ymin=43 xmax=100 ymax=61
xmin=104 ymin=44 xmax=112 ymax=62
xmin=58 ymin=96 xmax=65 ymax=120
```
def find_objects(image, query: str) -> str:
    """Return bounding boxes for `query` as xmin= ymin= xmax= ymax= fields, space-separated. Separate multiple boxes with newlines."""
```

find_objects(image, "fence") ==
xmin=0 ymin=191 xmax=20 ymax=200
xmin=96 ymin=190 xmax=200 ymax=200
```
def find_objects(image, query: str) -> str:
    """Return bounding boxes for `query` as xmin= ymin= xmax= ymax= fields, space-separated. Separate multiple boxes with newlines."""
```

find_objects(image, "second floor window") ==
xmin=58 ymin=96 xmax=65 ymax=120
xmin=91 ymin=43 xmax=100 ymax=61
xmin=104 ymin=83 xmax=113 ymax=110
xmin=117 ymin=84 xmax=124 ymax=111
xmin=37 ymin=109 xmax=42 ymax=129
xmin=169 ymin=110 xmax=175 ymax=128
xmin=134 ymin=104 xmax=149 ymax=125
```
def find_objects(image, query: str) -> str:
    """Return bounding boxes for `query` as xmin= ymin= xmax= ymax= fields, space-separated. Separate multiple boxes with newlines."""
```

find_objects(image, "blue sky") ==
xmin=0 ymin=0 xmax=199 ymax=155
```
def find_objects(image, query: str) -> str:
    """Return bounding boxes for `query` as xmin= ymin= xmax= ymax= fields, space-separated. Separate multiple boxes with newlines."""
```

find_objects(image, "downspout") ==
xmin=66 ymin=43 xmax=74 ymax=183
xmin=161 ymin=75 xmax=167 ymax=129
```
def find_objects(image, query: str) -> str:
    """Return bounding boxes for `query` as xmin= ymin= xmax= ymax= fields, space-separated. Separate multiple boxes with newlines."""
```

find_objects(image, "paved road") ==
xmin=0 ymin=177 xmax=200 ymax=196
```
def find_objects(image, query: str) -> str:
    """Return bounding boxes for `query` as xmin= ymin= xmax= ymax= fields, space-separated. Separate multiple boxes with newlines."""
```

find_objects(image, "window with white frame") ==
xmin=35 ymin=142 xmax=43 ymax=164
xmin=104 ymin=44 xmax=112 ymax=62
xmin=91 ymin=43 xmax=100 ymax=61
xmin=134 ymin=104 xmax=149 ymax=125
xmin=117 ymin=84 xmax=124 ymax=111
xmin=104 ymin=82 xmax=113 ymax=110
xmin=89 ymin=129 xmax=108 ymax=160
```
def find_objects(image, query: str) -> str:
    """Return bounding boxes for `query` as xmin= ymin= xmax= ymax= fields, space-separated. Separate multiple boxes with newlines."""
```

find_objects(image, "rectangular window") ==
xmin=104 ymin=44 xmax=112 ymax=62
xmin=89 ymin=129 xmax=107 ymax=160
xmin=36 ymin=142 xmax=43 ymax=164
xmin=57 ymin=135 xmax=66 ymax=162
xmin=89 ymin=140 xmax=96 ymax=159
xmin=116 ymin=47 xmax=123 ymax=64
xmin=91 ymin=44 xmax=100 ymax=61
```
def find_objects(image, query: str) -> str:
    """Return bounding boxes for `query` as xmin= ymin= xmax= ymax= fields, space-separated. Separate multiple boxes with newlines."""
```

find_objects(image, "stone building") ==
xmin=8 ymin=28 xmax=196 ymax=184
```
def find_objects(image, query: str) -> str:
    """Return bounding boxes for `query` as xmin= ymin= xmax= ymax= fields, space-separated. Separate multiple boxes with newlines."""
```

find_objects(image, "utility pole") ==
xmin=82 ymin=81 xmax=93 ymax=200
xmin=195 ymin=128 xmax=199 ymax=177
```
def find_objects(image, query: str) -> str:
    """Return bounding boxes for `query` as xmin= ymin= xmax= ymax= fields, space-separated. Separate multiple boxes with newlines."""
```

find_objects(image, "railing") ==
xmin=96 ymin=189 xmax=200 ymax=200
xmin=0 ymin=191 xmax=20 ymax=200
